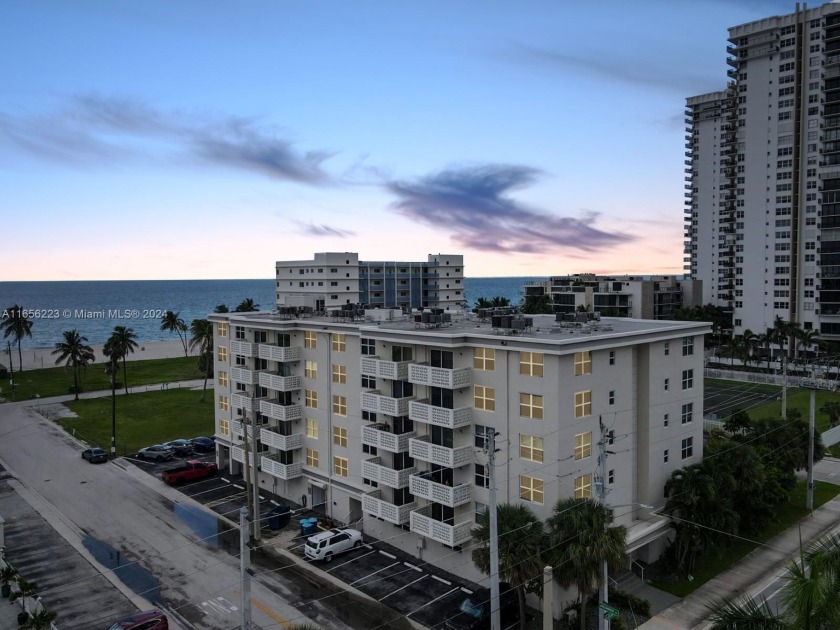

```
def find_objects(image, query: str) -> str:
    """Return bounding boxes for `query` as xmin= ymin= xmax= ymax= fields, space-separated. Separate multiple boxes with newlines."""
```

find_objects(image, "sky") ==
xmin=0 ymin=0 xmax=801 ymax=281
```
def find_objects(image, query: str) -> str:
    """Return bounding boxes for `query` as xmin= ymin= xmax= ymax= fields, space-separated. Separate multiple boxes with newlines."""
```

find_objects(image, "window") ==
xmin=217 ymin=323 xmax=227 ymax=337
xmin=361 ymin=374 xmax=376 ymax=389
xmin=332 ymin=333 xmax=346 ymax=351
xmin=306 ymin=448 xmax=319 ymax=467
xmin=218 ymin=395 xmax=229 ymax=411
xmin=682 ymin=336 xmax=694 ymax=356
xmin=520 ymin=475 xmax=544 ymax=504
xmin=574 ymin=431 xmax=591 ymax=460
xmin=663 ymin=450 xmax=669 ymax=464
xmin=361 ymin=338 xmax=376 ymax=355
xmin=520 ymin=352 xmax=544 ymax=377
xmin=218 ymin=420 xmax=230 ymax=437
xmin=475 ymin=463 xmax=490 ymax=488
xmin=234 ymin=326 xmax=245 ymax=340
xmin=664 ymin=413 xmax=669 ymax=427
xmin=682 ymin=369 xmax=694 ymax=390
xmin=218 ymin=371 xmax=228 ymax=387
xmin=664 ymin=378 xmax=670 ymax=391
xmin=304 ymin=331 xmax=317 ymax=349
xmin=609 ymin=351 xmax=615 ymax=366
xmin=519 ymin=393 xmax=544 ymax=419
xmin=474 ymin=385 xmax=496 ymax=411
xmin=474 ymin=424 xmax=492 ymax=447
xmin=474 ymin=502 xmax=488 ymax=523
xmin=608 ymin=469 xmax=615 ymax=485
xmin=474 ymin=347 xmax=495 ymax=371
xmin=391 ymin=345 xmax=413 ymax=361
xmin=333 ymin=395 xmax=347 ymax=416
xmin=574 ymin=351 xmax=591 ymax=375
xmin=334 ymin=456 xmax=348 ymax=477
xmin=306 ymin=418 xmax=318 ymax=438
xmin=574 ymin=390 xmax=592 ymax=418
xmin=682 ymin=437 xmax=694 ymax=460
xmin=305 ymin=360 xmax=317 ymax=379
xmin=681 ymin=402 xmax=693 ymax=424
xmin=574 ymin=473 xmax=592 ymax=499
xmin=305 ymin=389 xmax=318 ymax=409
xmin=609 ymin=390 xmax=615 ymax=405
xmin=664 ymin=341 xmax=670 ymax=356
xmin=520 ymin=434 xmax=544 ymax=462
xmin=333 ymin=426 xmax=348 ymax=447
xmin=218 ymin=346 xmax=228 ymax=361
xmin=332 ymin=364 xmax=347 ymax=384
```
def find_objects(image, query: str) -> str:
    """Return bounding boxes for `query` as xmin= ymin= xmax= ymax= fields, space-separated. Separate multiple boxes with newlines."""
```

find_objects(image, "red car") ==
xmin=161 ymin=460 xmax=218 ymax=485
xmin=107 ymin=609 xmax=169 ymax=629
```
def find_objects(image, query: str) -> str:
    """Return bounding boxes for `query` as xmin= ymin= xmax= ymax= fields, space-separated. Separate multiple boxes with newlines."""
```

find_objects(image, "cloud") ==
xmin=387 ymin=164 xmax=634 ymax=254
xmin=0 ymin=94 xmax=333 ymax=184
xmin=295 ymin=222 xmax=356 ymax=238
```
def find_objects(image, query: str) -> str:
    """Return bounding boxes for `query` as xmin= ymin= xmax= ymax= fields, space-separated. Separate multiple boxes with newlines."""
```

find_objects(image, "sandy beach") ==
xmin=5 ymin=339 xmax=194 ymax=372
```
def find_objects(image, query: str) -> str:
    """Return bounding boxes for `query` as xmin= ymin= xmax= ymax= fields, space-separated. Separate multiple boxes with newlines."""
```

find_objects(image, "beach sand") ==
xmin=7 ymin=339 xmax=194 ymax=371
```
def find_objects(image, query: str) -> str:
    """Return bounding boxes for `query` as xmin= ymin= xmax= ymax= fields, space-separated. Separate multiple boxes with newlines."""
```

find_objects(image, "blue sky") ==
xmin=0 ymin=0 xmax=796 ymax=280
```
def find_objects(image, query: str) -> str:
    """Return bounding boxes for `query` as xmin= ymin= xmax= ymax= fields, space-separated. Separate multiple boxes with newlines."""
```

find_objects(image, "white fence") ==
xmin=704 ymin=367 xmax=838 ymax=391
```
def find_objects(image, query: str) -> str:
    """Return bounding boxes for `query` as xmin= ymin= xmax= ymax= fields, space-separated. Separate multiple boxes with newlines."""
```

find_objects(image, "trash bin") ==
xmin=269 ymin=505 xmax=291 ymax=530
xmin=303 ymin=517 xmax=319 ymax=536
xmin=299 ymin=518 xmax=309 ymax=537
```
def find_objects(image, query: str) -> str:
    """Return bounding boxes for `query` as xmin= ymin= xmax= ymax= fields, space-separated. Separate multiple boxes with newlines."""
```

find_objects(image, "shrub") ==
xmin=610 ymin=589 xmax=652 ymax=617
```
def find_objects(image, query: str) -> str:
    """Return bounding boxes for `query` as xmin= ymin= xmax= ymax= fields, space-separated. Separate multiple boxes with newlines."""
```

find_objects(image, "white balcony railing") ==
xmin=410 ymin=506 xmax=472 ymax=547
xmin=360 ymin=390 xmax=414 ymax=416
xmin=231 ymin=445 xmax=244 ymax=463
xmin=409 ymin=474 xmax=471 ymax=507
xmin=258 ymin=372 xmax=302 ymax=392
xmin=360 ymin=357 xmax=413 ymax=380
xmin=258 ymin=344 xmax=302 ymax=363
xmin=361 ymin=457 xmax=415 ymax=489
xmin=408 ymin=400 xmax=472 ymax=429
xmin=361 ymin=424 xmax=415 ymax=453
xmin=230 ymin=366 xmax=259 ymax=385
xmin=260 ymin=427 xmax=303 ymax=451
xmin=261 ymin=455 xmax=302 ymax=480
xmin=409 ymin=436 xmax=472 ymax=468
xmin=260 ymin=400 xmax=303 ymax=422
xmin=231 ymin=393 xmax=262 ymax=412
xmin=230 ymin=340 xmax=257 ymax=357
xmin=362 ymin=490 xmax=416 ymax=525
xmin=408 ymin=364 xmax=472 ymax=389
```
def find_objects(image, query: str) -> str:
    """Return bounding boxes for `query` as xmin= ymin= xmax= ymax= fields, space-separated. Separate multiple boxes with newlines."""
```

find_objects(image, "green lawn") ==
xmin=653 ymin=480 xmax=840 ymax=597
xmin=60 ymin=388 xmax=214 ymax=455
xmin=2 ymin=356 xmax=204 ymax=401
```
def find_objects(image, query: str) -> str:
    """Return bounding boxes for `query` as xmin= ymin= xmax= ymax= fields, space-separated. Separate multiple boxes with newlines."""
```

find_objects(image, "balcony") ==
xmin=361 ymin=390 xmax=414 ymax=416
xmin=361 ymin=457 xmax=415 ymax=489
xmin=260 ymin=426 xmax=303 ymax=451
xmin=361 ymin=424 xmax=416 ymax=453
xmin=230 ymin=420 xmax=258 ymax=439
xmin=409 ymin=436 xmax=472 ymax=468
xmin=231 ymin=393 xmax=262 ymax=412
xmin=260 ymin=399 xmax=303 ymax=422
xmin=360 ymin=357 xmax=413 ymax=380
xmin=408 ymin=364 xmax=472 ymax=389
xmin=409 ymin=473 xmax=471 ymax=507
xmin=409 ymin=400 xmax=472 ymax=429
xmin=230 ymin=340 xmax=257 ymax=357
xmin=361 ymin=490 xmax=416 ymax=525
xmin=230 ymin=366 xmax=259 ymax=385
xmin=258 ymin=344 xmax=302 ymax=363
xmin=410 ymin=506 xmax=473 ymax=547
xmin=231 ymin=445 xmax=244 ymax=463
xmin=261 ymin=455 xmax=302 ymax=480
xmin=259 ymin=372 xmax=302 ymax=392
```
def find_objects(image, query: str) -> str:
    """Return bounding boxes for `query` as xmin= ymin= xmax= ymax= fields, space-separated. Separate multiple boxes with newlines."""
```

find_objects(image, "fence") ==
xmin=704 ymin=367 xmax=838 ymax=391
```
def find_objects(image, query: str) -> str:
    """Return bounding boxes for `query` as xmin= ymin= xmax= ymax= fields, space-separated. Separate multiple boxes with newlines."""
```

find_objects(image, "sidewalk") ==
xmin=639 ymin=493 xmax=840 ymax=629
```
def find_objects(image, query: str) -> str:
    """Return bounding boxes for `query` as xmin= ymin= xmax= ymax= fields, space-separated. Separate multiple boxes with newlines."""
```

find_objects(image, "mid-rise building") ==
xmin=686 ymin=2 xmax=840 ymax=338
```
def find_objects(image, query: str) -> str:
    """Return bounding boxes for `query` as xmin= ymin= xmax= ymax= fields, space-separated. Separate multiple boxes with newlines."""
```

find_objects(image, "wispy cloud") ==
xmin=295 ymin=222 xmax=356 ymax=238
xmin=0 ymin=94 xmax=333 ymax=184
xmin=387 ymin=164 xmax=634 ymax=254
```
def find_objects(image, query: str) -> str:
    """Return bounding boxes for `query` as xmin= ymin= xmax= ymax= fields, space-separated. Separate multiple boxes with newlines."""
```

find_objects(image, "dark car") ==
xmin=107 ymin=608 xmax=169 ymax=629
xmin=190 ymin=436 xmax=216 ymax=453
xmin=444 ymin=582 xmax=519 ymax=630
xmin=165 ymin=439 xmax=194 ymax=457
xmin=82 ymin=448 xmax=108 ymax=464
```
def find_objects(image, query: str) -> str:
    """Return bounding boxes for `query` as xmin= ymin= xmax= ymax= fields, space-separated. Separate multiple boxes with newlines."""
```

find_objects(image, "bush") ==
xmin=612 ymin=614 xmax=627 ymax=630
xmin=611 ymin=589 xmax=652 ymax=617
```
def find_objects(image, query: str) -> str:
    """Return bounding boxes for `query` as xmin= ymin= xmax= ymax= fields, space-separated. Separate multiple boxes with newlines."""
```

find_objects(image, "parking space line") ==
xmin=378 ymin=550 xmax=396 ymax=560
xmin=461 ymin=587 xmax=472 ymax=594
xmin=233 ymin=484 xmax=244 ymax=490
xmin=378 ymin=574 xmax=428 ymax=601
xmin=327 ymin=549 xmax=379 ymax=572
xmin=406 ymin=586 xmax=460 ymax=617
xmin=349 ymin=561 xmax=400 ymax=586
xmin=270 ymin=500 xmax=279 ymax=506
xmin=220 ymin=477 xmax=230 ymax=483
xmin=403 ymin=562 xmax=422 ymax=573
xmin=431 ymin=575 xmax=451 ymax=586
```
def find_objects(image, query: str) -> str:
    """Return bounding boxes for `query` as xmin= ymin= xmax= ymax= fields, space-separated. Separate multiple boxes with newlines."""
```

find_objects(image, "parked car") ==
xmin=443 ymin=582 xmax=519 ymax=630
xmin=136 ymin=445 xmax=175 ymax=461
xmin=81 ymin=447 xmax=108 ymax=464
xmin=107 ymin=608 xmax=169 ymax=629
xmin=161 ymin=460 xmax=218 ymax=485
xmin=304 ymin=528 xmax=363 ymax=562
xmin=164 ymin=439 xmax=194 ymax=457
xmin=190 ymin=436 xmax=215 ymax=453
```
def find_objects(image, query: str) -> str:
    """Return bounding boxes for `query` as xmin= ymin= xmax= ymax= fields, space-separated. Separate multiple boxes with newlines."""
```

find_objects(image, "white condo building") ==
xmin=686 ymin=1 xmax=840 ymax=338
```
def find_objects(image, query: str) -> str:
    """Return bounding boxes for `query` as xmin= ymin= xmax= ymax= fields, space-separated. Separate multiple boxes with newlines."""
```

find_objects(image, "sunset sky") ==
xmin=0 ymin=0 xmax=799 ymax=280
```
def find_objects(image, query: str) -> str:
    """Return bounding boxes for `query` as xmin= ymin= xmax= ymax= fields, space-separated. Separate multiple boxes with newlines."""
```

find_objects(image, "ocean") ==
xmin=0 ymin=277 xmax=544 ymax=349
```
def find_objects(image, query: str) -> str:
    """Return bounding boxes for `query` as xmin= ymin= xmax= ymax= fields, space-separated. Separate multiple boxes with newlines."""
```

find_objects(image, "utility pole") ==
xmin=239 ymin=506 xmax=252 ymax=630
xmin=241 ymin=410 xmax=254 ymax=540
xmin=782 ymin=355 xmax=788 ymax=420
xmin=807 ymin=366 xmax=816 ymax=512
xmin=597 ymin=416 xmax=610 ymax=630
xmin=542 ymin=566 xmax=553 ymax=630
xmin=250 ymin=393 xmax=261 ymax=542
xmin=487 ymin=429 xmax=501 ymax=630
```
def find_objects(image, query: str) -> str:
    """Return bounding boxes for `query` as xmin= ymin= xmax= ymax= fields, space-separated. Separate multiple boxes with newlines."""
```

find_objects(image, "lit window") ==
xmin=304 ymin=331 xmax=317 ymax=349
xmin=333 ymin=426 xmax=348 ymax=447
xmin=306 ymin=448 xmax=319 ymax=467
xmin=218 ymin=395 xmax=229 ymax=411
xmin=520 ymin=475 xmax=544 ymax=504
xmin=218 ymin=371 xmax=228 ymax=387
xmin=682 ymin=369 xmax=694 ymax=390
xmin=474 ymin=347 xmax=495 ymax=371
xmin=217 ymin=323 xmax=228 ymax=337
xmin=332 ymin=363 xmax=347 ymax=384
xmin=681 ymin=403 xmax=693 ymax=424
xmin=218 ymin=346 xmax=228 ymax=361
xmin=474 ymin=385 xmax=496 ymax=411
xmin=332 ymin=333 xmax=346 ymax=352
xmin=519 ymin=434 xmax=544 ymax=462
xmin=333 ymin=395 xmax=347 ymax=416
xmin=574 ymin=432 xmax=591 ymax=460
xmin=219 ymin=419 xmax=230 ymax=436
xmin=305 ymin=361 xmax=317 ymax=379
xmin=575 ymin=473 xmax=592 ymax=499
xmin=334 ymin=456 xmax=349 ymax=477
xmin=574 ymin=391 xmax=591 ymax=418
xmin=682 ymin=336 xmax=694 ymax=356
xmin=574 ymin=351 xmax=591 ymax=376
xmin=306 ymin=418 xmax=318 ymax=439
xmin=519 ymin=393 xmax=544 ymax=419
xmin=682 ymin=437 xmax=694 ymax=460
xmin=305 ymin=389 xmax=318 ymax=409
xmin=519 ymin=352 xmax=544 ymax=377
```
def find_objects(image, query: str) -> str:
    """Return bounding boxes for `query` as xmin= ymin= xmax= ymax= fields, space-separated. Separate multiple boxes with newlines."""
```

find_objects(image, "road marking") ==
xmin=252 ymin=596 xmax=292 ymax=629
xmin=201 ymin=596 xmax=238 ymax=615
xmin=271 ymin=499 xmax=279 ymax=505
xmin=233 ymin=483 xmax=244 ymax=490
xmin=404 ymin=562 xmax=422 ymax=572
xmin=461 ymin=587 xmax=473 ymax=594
xmin=431 ymin=575 xmax=451 ymax=586
xmin=221 ymin=477 xmax=230 ymax=483
xmin=349 ymin=561 xmax=400 ymax=586
xmin=379 ymin=574 xmax=427 ymax=601
xmin=327 ymin=548 xmax=378 ymax=572
xmin=407 ymin=586 xmax=460 ymax=617
xmin=379 ymin=550 xmax=396 ymax=559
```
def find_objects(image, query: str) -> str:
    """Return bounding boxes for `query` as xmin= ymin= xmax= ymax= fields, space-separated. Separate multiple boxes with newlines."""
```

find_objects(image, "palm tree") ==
xmin=545 ymin=499 xmax=627 ymax=630
xmin=234 ymin=298 xmax=259 ymax=312
xmin=471 ymin=503 xmax=545 ymax=629
xmin=474 ymin=296 xmax=494 ymax=310
xmin=10 ymin=577 xmax=37 ymax=604
xmin=160 ymin=310 xmax=188 ymax=357
xmin=51 ymin=330 xmax=95 ymax=401
xmin=1 ymin=305 xmax=34 ymax=372
xmin=741 ymin=329 xmax=759 ymax=368
xmin=189 ymin=318 xmax=214 ymax=402
xmin=706 ymin=533 xmax=840 ymax=629
xmin=104 ymin=326 xmax=139 ymax=395
xmin=490 ymin=296 xmax=511 ymax=308
xmin=20 ymin=609 xmax=58 ymax=630
xmin=213 ymin=304 xmax=230 ymax=313
xmin=796 ymin=328 xmax=820 ymax=361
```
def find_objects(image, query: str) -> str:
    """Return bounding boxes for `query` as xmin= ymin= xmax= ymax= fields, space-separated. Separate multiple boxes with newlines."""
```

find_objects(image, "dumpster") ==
xmin=268 ymin=505 xmax=291 ymax=530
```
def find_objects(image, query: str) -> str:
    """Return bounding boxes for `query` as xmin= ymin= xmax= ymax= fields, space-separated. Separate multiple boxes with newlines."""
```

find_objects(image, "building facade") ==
xmin=686 ymin=2 xmax=840 ymax=338
xmin=210 ymin=310 xmax=708 ymax=585
xmin=275 ymin=252 xmax=465 ymax=312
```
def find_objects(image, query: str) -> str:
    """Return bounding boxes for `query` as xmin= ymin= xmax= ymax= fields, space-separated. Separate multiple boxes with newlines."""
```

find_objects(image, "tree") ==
xmin=796 ymin=328 xmax=820 ymax=360
xmin=723 ymin=408 xmax=752 ymax=435
xmin=471 ymin=503 xmax=545 ymax=629
xmin=20 ymin=609 xmax=58 ymax=630
xmin=51 ymin=330 xmax=95 ymax=401
xmin=10 ymin=577 xmax=38 ymax=604
xmin=474 ymin=296 xmax=493 ymax=310
xmin=0 ymin=304 xmax=33 ymax=373
xmin=160 ymin=310 xmax=188 ymax=357
xmin=545 ymin=499 xmax=627 ymax=630
xmin=522 ymin=293 xmax=553 ymax=314
xmin=104 ymin=326 xmax=139 ymax=395
xmin=189 ymin=318 xmax=214 ymax=402
xmin=741 ymin=329 xmax=759 ymax=368
xmin=234 ymin=298 xmax=259 ymax=312
xmin=213 ymin=304 xmax=230 ymax=313
xmin=490 ymin=296 xmax=511 ymax=308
